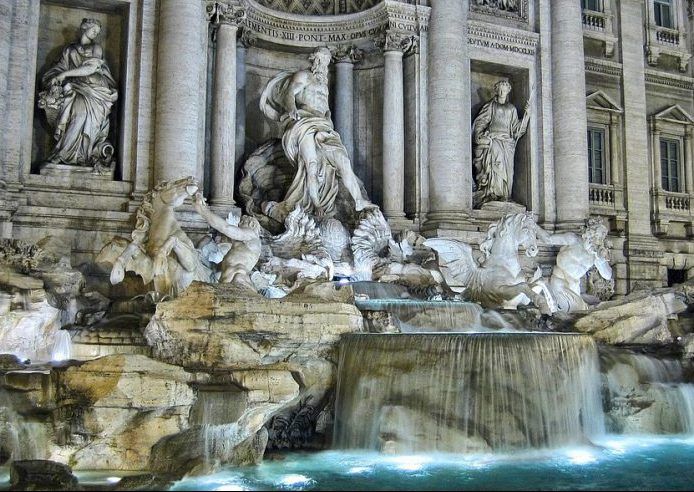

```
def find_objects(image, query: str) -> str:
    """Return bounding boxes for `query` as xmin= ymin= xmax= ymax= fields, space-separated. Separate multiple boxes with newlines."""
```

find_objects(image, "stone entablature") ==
xmin=467 ymin=20 xmax=538 ymax=56
xmin=584 ymin=57 xmax=623 ymax=78
xmin=645 ymin=69 xmax=694 ymax=91
xmin=238 ymin=0 xmax=428 ymax=50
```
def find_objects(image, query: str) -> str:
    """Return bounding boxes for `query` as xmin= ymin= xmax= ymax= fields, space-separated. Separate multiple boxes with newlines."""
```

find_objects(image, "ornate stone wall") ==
xmin=0 ymin=0 xmax=693 ymax=293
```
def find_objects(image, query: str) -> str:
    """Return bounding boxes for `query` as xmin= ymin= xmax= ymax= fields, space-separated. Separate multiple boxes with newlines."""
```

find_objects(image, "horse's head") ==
xmin=516 ymin=213 xmax=539 ymax=258
xmin=152 ymin=176 xmax=199 ymax=208
xmin=481 ymin=213 xmax=539 ymax=259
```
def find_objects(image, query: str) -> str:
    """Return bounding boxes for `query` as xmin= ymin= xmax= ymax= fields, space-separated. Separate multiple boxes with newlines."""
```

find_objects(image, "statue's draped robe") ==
xmin=472 ymin=100 xmax=528 ymax=206
xmin=43 ymin=43 xmax=118 ymax=166
xmin=259 ymin=71 xmax=349 ymax=221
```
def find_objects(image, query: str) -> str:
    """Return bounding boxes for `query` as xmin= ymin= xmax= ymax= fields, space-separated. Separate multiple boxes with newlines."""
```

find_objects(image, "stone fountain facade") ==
xmin=2 ymin=0 xmax=694 ymax=485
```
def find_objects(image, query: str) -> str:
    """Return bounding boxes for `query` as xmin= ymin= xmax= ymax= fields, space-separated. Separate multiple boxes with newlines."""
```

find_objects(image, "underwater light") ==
xmin=106 ymin=477 xmax=121 ymax=484
xmin=390 ymin=455 xmax=432 ymax=472
xmin=604 ymin=439 xmax=627 ymax=454
xmin=565 ymin=448 xmax=596 ymax=465
xmin=278 ymin=474 xmax=313 ymax=487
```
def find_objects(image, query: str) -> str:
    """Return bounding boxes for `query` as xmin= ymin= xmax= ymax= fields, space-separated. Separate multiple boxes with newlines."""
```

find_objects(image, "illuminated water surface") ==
xmin=2 ymin=436 xmax=693 ymax=490
xmin=168 ymin=436 xmax=694 ymax=491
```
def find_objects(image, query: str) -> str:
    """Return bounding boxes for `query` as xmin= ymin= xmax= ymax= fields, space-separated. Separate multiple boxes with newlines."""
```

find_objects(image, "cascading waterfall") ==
xmin=334 ymin=333 xmax=605 ymax=453
xmin=0 ymin=399 xmax=48 ymax=462
xmin=355 ymin=299 xmax=513 ymax=332
xmin=50 ymin=330 xmax=72 ymax=362
xmin=601 ymin=348 xmax=694 ymax=434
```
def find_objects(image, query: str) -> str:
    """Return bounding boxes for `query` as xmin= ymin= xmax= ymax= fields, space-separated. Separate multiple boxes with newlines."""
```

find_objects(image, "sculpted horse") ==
xmin=424 ymin=213 xmax=555 ymax=314
xmin=97 ymin=176 xmax=212 ymax=297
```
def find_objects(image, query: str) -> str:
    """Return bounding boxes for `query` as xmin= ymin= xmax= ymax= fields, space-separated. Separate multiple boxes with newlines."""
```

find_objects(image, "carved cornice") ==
xmin=376 ymin=29 xmax=418 ymax=53
xmin=584 ymin=57 xmax=623 ymax=77
xmin=645 ymin=69 xmax=694 ymax=91
xmin=467 ymin=20 xmax=538 ymax=56
xmin=330 ymin=44 xmax=364 ymax=63
xmin=239 ymin=0 xmax=429 ymax=50
xmin=470 ymin=0 xmax=528 ymax=23
xmin=207 ymin=1 xmax=246 ymax=26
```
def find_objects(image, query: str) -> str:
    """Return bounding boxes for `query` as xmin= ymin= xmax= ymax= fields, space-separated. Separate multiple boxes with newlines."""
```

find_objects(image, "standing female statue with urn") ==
xmin=38 ymin=18 xmax=118 ymax=171
xmin=472 ymin=80 xmax=530 ymax=207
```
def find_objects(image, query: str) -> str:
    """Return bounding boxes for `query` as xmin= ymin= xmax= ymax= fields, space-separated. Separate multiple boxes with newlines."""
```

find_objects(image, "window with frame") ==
xmin=660 ymin=138 xmax=681 ymax=191
xmin=588 ymin=127 xmax=607 ymax=184
xmin=654 ymin=0 xmax=674 ymax=28
xmin=582 ymin=0 xmax=603 ymax=12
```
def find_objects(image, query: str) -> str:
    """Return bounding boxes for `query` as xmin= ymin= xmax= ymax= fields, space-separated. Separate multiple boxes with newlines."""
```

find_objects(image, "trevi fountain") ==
xmin=2 ymin=0 xmax=694 ymax=490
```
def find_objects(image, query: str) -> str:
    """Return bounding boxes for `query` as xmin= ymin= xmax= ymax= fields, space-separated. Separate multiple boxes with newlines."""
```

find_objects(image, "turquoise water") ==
xmin=2 ymin=436 xmax=693 ymax=490
xmin=169 ymin=436 xmax=694 ymax=491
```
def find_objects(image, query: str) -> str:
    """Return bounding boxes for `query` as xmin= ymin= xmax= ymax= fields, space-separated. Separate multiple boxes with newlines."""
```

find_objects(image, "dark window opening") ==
xmin=667 ymin=268 xmax=686 ymax=286
xmin=588 ymin=127 xmax=606 ymax=184
xmin=582 ymin=0 xmax=603 ymax=12
xmin=654 ymin=0 xmax=674 ymax=29
xmin=660 ymin=138 xmax=681 ymax=192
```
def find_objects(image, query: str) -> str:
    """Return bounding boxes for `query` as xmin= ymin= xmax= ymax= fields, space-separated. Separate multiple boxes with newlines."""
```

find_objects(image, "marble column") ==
xmin=208 ymin=4 xmax=245 ymax=208
xmin=154 ymin=0 xmax=206 ymax=183
xmin=609 ymin=115 xmax=620 ymax=186
xmin=651 ymin=123 xmax=662 ymax=190
xmin=551 ymin=0 xmax=589 ymax=229
xmin=0 ymin=0 xmax=11 ymax=124
xmin=424 ymin=0 xmax=471 ymax=232
xmin=684 ymin=129 xmax=692 ymax=194
xmin=381 ymin=33 xmax=409 ymax=221
xmin=619 ymin=0 xmax=662 ymax=288
xmin=235 ymin=30 xmax=255 ymax=168
xmin=332 ymin=45 xmax=361 ymax=162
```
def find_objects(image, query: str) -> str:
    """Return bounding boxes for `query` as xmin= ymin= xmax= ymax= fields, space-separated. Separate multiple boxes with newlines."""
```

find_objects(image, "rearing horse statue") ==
xmin=97 ymin=176 xmax=213 ymax=297
xmin=424 ymin=213 xmax=555 ymax=314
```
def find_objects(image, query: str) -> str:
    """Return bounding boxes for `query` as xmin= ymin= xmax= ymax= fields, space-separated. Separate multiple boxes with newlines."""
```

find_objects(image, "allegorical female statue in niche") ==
xmin=38 ymin=18 xmax=118 ymax=172
xmin=472 ymin=79 xmax=530 ymax=208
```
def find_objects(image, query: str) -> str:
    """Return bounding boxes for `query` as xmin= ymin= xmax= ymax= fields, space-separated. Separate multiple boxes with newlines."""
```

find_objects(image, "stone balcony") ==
xmin=646 ymin=24 xmax=692 ymax=72
xmin=589 ymin=183 xmax=626 ymax=234
xmin=582 ymin=8 xmax=617 ymax=57
xmin=651 ymin=188 xmax=694 ymax=237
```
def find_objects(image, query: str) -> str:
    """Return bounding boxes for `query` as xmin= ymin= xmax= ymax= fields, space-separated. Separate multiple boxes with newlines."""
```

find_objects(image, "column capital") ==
xmin=207 ymin=1 xmax=245 ymax=27
xmin=330 ymin=44 xmax=363 ymax=64
xmin=376 ymin=30 xmax=418 ymax=54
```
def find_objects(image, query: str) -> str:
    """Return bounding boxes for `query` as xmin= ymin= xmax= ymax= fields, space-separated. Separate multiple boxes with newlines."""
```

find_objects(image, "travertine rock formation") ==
xmin=573 ymin=290 xmax=686 ymax=344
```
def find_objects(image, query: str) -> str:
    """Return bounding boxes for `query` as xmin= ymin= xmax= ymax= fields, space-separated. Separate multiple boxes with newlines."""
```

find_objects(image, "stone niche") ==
xmin=239 ymin=45 xmax=387 ymax=207
xmin=470 ymin=60 xmax=531 ymax=209
xmin=31 ymin=0 xmax=128 ymax=177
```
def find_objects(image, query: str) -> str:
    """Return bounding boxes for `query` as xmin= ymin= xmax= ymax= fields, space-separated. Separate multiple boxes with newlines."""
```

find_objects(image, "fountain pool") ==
xmin=3 ymin=436 xmax=694 ymax=490
xmin=170 ymin=437 xmax=694 ymax=490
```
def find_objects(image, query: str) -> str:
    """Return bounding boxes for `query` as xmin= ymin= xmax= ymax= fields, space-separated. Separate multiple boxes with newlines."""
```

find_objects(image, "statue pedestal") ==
xmin=475 ymin=200 xmax=526 ymax=221
xmin=40 ymin=163 xmax=114 ymax=181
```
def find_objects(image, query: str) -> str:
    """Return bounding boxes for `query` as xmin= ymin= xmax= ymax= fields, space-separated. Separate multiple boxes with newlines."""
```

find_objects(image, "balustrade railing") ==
xmin=663 ymin=191 xmax=690 ymax=211
xmin=582 ymin=10 xmax=606 ymax=31
xmin=655 ymin=26 xmax=680 ymax=46
xmin=589 ymin=184 xmax=615 ymax=207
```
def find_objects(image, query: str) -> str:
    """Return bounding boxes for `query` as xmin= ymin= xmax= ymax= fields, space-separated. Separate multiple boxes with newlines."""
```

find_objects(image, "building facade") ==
xmin=0 ymin=0 xmax=693 ymax=296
